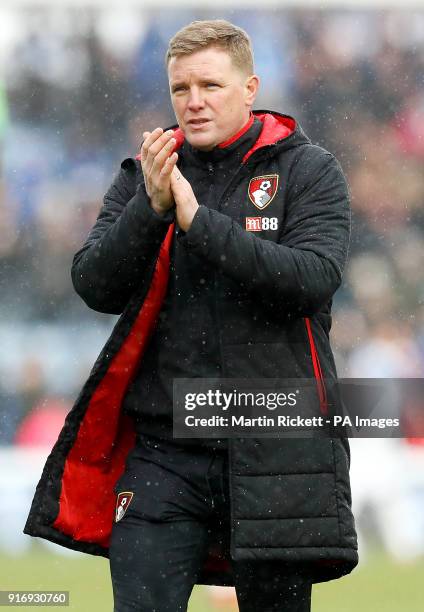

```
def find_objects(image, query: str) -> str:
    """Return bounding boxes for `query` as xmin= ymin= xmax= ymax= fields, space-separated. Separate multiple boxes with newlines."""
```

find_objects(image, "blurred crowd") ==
xmin=0 ymin=9 xmax=423 ymax=439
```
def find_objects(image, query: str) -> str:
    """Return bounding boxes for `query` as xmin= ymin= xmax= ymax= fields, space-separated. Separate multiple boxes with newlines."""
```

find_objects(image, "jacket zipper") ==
xmin=215 ymin=155 xmax=271 ymax=217
xmin=304 ymin=317 xmax=328 ymax=416
xmin=215 ymin=162 xmax=248 ymax=211
xmin=208 ymin=159 xmax=234 ymax=551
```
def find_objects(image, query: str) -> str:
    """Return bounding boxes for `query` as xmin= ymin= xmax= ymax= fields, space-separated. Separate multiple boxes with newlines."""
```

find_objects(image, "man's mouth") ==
xmin=187 ymin=118 xmax=210 ymax=126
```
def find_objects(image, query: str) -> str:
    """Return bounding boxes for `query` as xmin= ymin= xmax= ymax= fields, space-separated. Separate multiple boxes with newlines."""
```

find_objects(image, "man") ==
xmin=25 ymin=20 xmax=358 ymax=611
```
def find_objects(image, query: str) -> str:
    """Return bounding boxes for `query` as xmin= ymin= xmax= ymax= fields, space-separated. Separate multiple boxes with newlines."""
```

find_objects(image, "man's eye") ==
xmin=206 ymin=83 xmax=219 ymax=88
xmin=172 ymin=86 xmax=186 ymax=93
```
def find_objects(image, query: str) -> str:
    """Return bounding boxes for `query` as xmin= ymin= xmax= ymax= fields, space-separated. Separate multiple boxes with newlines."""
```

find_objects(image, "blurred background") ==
xmin=0 ymin=1 xmax=423 ymax=610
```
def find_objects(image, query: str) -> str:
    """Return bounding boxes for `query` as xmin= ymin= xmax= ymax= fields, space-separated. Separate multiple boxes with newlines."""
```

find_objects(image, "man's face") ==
xmin=168 ymin=46 xmax=258 ymax=151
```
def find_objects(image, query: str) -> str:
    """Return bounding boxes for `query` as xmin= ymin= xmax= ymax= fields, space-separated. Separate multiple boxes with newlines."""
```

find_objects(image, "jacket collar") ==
xmin=180 ymin=116 xmax=263 ymax=168
xmin=169 ymin=110 xmax=308 ymax=163
xmin=135 ymin=110 xmax=309 ymax=165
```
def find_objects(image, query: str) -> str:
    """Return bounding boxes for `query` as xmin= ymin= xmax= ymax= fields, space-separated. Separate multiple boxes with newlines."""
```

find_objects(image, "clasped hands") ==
xmin=140 ymin=127 xmax=199 ymax=232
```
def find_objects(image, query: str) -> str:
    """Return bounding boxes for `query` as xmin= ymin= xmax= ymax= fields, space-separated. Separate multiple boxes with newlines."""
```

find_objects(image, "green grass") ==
xmin=1 ymin=544 xmax=423 ymax=611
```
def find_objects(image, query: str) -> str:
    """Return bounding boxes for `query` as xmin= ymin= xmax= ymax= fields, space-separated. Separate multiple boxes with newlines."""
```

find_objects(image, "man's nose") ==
xmin=187 ymin=87 xmax=205 ymax=110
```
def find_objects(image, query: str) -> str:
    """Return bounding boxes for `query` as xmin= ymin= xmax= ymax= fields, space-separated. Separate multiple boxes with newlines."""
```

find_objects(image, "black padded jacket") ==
xmin=24 ymin=110 xmax=358 ymax=585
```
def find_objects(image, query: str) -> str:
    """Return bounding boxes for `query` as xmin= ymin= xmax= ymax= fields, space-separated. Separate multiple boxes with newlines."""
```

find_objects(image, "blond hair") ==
xmin=166 ymin=20 xmax=254 ymax=75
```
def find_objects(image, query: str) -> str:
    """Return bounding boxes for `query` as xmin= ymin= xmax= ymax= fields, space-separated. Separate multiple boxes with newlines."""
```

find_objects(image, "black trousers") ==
xmin=109 ymin=435 xmax=312 ymax=612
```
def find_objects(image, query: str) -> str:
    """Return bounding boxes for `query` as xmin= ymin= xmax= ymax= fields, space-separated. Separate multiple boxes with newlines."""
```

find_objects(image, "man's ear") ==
xmin=245 ymin=74 xmax=260 ymax=106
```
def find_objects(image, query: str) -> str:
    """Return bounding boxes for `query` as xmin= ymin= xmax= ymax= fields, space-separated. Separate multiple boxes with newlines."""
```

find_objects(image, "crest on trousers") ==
xmin=115 ymin=491 xmax=133 ymax=522
xmin=248 ymin=174 xmax=279 ymax=210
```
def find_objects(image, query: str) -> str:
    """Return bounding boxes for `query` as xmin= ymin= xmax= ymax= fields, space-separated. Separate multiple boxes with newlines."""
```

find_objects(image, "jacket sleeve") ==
xmin=71 ymin=161 xmax=174 ymax=314
xmin=179 ymin=148 xmax=350 ymax=315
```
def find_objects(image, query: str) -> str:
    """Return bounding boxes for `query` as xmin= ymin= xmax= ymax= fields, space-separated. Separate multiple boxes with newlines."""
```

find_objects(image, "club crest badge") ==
xmin=115 ymin=491 xmax=134 ymax=522
xmin=248 ymin=174 xmax=279 ymax=210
